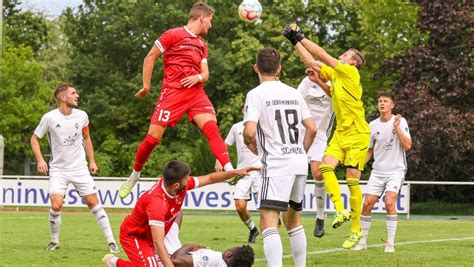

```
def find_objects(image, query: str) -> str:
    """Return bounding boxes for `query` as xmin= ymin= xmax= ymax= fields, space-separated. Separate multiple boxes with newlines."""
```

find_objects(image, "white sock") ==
xmin=288 ymin=225 xmax=307 ymax=267
xmin=223 ymin=162 xmax=234 ymax=172
xmin=48 ymin=209 xmax=61 ymax=243
xmin=129 ymin=169 xmax=141 ymax=183
xmin=244 ymin=218 xmax=256 ymax=230
xmin=91 ymin=204 xmax=115 ymax=244
xmin=386 ymin=215 xmax=398 ymax=245
xmin=360 ymin=215 xmax=371 ymax=245
xmin=262 ymin=228 xmax=282 ymax=267
xmin=314 ymin=180 xmax=326 ymax=219
xmin=110 ymin=256 xmax=118 ymax=267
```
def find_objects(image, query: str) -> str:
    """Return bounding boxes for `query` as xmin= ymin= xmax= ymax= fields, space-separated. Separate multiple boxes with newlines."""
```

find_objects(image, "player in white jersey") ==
xmin=243 ymin=48 xmax=317 ymax=267
xmin=297 ymin=69 xmax=334 ymax=238
xmin=215 ymin=113 xmax=262 ymax=243
xmin=169 ymin=244 xmax=254 ymax=267
xmin=30 ymin=84 xmax=118 ymax=253
xmin=352 ymin=92 xmax=412 ymax=253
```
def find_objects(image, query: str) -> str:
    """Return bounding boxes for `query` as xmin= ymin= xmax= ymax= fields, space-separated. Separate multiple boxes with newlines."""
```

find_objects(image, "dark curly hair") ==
xmin=228 ymin=245 xmax=255 ymax=267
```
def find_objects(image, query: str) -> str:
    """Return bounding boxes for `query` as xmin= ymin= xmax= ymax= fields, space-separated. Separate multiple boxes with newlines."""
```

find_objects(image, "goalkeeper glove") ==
xmin=283 ymin=23 xmax=305 ymax=45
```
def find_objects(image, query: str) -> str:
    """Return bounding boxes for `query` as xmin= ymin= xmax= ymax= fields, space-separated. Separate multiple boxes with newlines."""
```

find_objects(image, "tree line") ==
xmin=2 ymin=0 xmax=472 ymax=202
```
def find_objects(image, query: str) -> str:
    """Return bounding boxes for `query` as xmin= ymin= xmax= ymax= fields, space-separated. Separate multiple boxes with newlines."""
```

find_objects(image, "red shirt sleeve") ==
xmin=156 ymin=29 xmax=176 ymax=53
xmin=186 ymin=176 xmax=199 ymax=190
xmin=147 ymin=196 xmax=166 ymax=227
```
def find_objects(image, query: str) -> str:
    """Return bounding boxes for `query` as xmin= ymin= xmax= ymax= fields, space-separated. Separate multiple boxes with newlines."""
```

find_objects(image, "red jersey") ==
xmin=121 ymin=176 xmax=199 ymax=240
xmin=155 ymin=26 xmax=208 ymax=90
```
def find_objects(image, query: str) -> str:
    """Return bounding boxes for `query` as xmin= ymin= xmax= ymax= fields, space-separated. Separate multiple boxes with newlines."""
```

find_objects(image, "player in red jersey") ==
xmin=119 ymin=2 xmax=234 ymax=199
xmin=107 ymin=160 xmax=259 ymax=267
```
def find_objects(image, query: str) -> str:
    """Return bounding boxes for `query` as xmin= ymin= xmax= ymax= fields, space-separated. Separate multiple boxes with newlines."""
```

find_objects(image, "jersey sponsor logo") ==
xmin=265 ymin=101 xmax=271 ymax=106
xmin=271 ymin=99 xmax=299 ymax=106
xmin=63 ymin=133 xmax=78 ymax=146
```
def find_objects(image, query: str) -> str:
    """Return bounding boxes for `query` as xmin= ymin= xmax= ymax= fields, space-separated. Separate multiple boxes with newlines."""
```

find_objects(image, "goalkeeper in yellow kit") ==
xmin=283 ymin=23 xmax=370 ymax=249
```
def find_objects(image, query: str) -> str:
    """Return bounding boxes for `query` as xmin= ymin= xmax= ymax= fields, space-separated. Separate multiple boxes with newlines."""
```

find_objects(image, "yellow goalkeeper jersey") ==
xmin=320 ymin=61 xmax=370 ymax=133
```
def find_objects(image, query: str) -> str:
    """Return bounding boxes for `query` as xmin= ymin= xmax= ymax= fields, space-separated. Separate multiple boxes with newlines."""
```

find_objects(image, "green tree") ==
xmin=0 ymin=36 xmax=52 ymax=174
xmin=377 ymin=1 xmax=473 ymax=201
xmin=60 ymin=0 xmax=421 ymax=176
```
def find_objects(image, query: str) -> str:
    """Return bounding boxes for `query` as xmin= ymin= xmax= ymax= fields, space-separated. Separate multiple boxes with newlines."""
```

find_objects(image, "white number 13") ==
xmin=158 ymin=110 xmax=170 ymax=122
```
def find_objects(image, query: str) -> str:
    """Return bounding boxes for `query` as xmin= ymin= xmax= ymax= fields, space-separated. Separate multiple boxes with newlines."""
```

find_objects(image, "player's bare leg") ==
xmin=260 ymin=208 xmax=282 ymax=266
xmin=311 ymin=160 xmax=326 ymax=238
xmin=282 ymin=208 xmax=306 ymax=267
xmin=235 ymin=199 xmax=259 ymax=243
xmin=120 ymin=124 xmax=166 ymax=198
xmin=85 ymin=193 xmax=119 ymax=253
xmin=46 ymin=193 xmax=63 ymax=251
xmin=353 ymin=194 xmax=378 ymax=251
xmin=343 ymin=167 xmax=363 ymax=249
xmin=193 ymin=113 xmax=234 ymax=171
xmin=384 ymin=191 xmax=399 ymax=253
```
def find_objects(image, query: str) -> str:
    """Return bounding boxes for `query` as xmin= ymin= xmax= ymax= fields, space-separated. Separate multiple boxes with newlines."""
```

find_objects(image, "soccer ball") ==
xmin=238 ymin=0 xmax=262 ymax=22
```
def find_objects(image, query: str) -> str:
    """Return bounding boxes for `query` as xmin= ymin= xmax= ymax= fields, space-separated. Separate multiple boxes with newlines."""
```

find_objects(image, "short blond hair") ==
xmin=349 ymin=48 xmax=366 ymax=68
xmin=189 ymin=2 xmax=214 ymax=20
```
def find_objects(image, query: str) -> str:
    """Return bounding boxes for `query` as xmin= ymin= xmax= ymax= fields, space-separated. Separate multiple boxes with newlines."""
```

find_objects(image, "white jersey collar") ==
xmin=161 ymin=180 xmax=175 ymax=199
xmin=183 ymin=26 xmax=197 ymax=37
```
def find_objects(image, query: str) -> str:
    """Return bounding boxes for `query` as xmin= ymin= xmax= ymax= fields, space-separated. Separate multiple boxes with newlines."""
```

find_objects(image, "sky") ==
xmin=19 ymin=0 xmax=82 ymax=17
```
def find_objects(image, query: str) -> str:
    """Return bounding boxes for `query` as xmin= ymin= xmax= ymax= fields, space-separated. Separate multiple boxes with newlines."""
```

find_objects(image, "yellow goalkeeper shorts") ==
xmin=324 ymin=127 xmax=370 ymax=170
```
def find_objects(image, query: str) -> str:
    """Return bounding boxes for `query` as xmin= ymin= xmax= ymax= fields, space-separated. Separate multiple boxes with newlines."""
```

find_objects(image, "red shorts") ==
xmin=150 ymin=87 xmax=215 ymax=127
xmin=120 ymin=229 xmax=162 ymax=267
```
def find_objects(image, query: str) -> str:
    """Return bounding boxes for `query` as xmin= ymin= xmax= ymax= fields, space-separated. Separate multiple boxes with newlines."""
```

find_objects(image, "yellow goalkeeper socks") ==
xmin=347 ymin=178 xmax=362 ymax=232
xmin=320 ymin=164 xmax=344 ymax=212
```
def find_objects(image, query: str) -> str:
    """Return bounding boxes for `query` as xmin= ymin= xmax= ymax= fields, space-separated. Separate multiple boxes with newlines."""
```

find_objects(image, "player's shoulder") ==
xmin=369 ymin=117 xmax=381 ymax=127
xmin=43 ymin=108 xmax=59 ymax=118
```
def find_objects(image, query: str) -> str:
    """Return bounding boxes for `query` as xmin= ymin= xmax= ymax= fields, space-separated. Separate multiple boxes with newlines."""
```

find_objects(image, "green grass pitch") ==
xmin=0 ymin=210 xmax=473 ymax=266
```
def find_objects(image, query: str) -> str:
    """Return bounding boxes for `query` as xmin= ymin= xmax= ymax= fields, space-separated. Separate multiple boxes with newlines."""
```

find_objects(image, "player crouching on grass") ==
xmin=352 ymin=92 xmax=412 ymax=253
xmin=102 ymin=160 xmax=259 ymax=267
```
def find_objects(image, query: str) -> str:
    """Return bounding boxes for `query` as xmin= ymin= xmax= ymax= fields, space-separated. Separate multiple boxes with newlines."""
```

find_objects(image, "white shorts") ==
xmin=307 ymin=136 xmax=328 ymax=162
xmin=234 ymin=172 xmax=261 ymax=200
xmin=365 ymin=173 xmax=405 ymax=197
xmin=49 ymin=170 xmax=97 ymax=197
xmin=164 ymin=222 xmax=181 ymax=255
xmin=259 ymin=174 xmax=307 ymax=211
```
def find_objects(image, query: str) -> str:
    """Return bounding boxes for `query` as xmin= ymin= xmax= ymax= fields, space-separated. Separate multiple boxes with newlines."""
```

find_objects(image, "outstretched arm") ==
xmin=300 ymin=39 xmax=338 ymax=68
xmin=136 ymin=45 xmax=162 ymax=98
xmin=197 ymin=167 xmax=260 ymax=188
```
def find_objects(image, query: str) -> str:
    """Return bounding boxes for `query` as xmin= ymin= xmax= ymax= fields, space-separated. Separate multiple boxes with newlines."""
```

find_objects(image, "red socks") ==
xmin=201 ymin=121 xmax=231 ymax=166
xmin=134 ymin=134 xmax=161 ymax=172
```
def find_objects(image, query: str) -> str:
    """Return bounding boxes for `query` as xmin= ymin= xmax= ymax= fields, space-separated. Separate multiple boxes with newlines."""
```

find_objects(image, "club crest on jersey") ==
xmin=75 ymin=122 xmax=79 ymax=129
xmin=198 ymin=39 xmax=204 ymax=46
xmin=202 ymin=256 xmax=209 ymax=261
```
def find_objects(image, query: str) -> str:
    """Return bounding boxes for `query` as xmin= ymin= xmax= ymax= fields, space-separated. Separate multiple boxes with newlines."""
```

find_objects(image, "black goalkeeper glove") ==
xmin=283 ymin=23 xmax=305 ymax=46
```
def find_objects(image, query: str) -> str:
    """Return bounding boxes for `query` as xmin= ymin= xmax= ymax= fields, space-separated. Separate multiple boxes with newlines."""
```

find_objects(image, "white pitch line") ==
xmin=255 ymin=237 xmax=474 ymax=262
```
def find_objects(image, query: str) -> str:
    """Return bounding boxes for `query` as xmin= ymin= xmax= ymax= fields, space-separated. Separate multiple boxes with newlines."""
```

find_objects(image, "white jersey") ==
xmin=34 ymin=108 xmax=90 ymax=172
xmin=190 ymin=249 xmax=227 ymax=267
xmin=369 ymin=115 xmax=411 ymax=176
xmin=244 ymin=80 xmax=311 ymax=176
xmin=297 ymin=77 xmax=335 ymax=141
xmin=225 ymin=121 xmax=262 ymax=170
